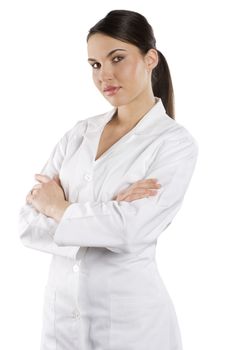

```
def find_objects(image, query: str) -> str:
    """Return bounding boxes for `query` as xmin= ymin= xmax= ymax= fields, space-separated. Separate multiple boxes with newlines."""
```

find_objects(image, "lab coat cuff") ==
xmin=53 ymin=201 xmax=111 ymax=246
xmin=59 ymin=201 xmax=110 ymax=220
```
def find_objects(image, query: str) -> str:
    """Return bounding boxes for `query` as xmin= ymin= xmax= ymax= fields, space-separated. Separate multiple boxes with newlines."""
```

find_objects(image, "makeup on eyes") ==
xmin=90 ymin=55 xmax=125 ymax=69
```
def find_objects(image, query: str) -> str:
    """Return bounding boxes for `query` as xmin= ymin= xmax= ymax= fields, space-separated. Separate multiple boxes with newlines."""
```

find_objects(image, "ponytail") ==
xmin=152 ymin=50 xmax=175 ymax=119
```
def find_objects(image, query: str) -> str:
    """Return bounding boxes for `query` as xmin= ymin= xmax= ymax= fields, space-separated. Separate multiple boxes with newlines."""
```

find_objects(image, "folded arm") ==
xmin=52 ymin=136 xmax=199 ymax=254
xmin=18 ymin=126 xmax=81 ymax=259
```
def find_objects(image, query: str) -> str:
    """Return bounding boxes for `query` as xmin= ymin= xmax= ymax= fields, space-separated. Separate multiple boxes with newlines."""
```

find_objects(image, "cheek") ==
xmin=117 ymin=63 xmax=136 ymax=81
xmin=119 ymin=62 xmax=146 ymax=87
xmin=92 ymin=73 xmax=100 ymax=87
xmin=134 ymin=62 xmax=147 ymax=81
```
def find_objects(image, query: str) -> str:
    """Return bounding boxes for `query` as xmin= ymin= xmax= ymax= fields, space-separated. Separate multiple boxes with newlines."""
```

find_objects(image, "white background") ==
xmin=0 ymin=0 xmax=232 ymax=349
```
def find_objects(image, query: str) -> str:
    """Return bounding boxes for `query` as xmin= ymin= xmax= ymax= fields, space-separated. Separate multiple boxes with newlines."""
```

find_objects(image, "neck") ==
xmin=113 ymin=92 xmax=157 ymax=129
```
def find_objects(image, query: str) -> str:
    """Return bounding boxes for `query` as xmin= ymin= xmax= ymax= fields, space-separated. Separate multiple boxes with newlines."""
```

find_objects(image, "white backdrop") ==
xmin=0 ymin=0 xmax=232 ymax=349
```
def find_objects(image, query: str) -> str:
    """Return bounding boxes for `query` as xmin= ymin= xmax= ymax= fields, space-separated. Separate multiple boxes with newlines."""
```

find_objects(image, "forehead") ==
xmin=87 ymin=33 xmax=139 ymax=58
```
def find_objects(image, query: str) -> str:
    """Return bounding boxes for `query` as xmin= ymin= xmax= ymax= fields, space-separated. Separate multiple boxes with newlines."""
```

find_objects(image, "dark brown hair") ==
xmin=87 ymin=9 xmax=175 ymax=119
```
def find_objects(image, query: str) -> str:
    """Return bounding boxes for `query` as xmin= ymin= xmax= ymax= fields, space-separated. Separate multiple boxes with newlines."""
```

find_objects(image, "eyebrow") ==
xmin=88 ymin=49 xmax=127 ymax=62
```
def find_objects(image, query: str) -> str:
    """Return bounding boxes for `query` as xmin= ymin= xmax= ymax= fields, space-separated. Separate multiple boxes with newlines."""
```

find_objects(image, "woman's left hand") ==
xmin=26 ymin=174 xmax=70 ymax=221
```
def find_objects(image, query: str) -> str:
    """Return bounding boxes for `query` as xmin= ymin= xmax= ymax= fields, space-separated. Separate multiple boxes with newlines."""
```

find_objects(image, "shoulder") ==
xmin=159 ymin=115 xmax=199 ymax=156
xmin=62 ymin=110 xmax=110 ymax=141
xmin=146 ymin=116 xmax=199 ymax=170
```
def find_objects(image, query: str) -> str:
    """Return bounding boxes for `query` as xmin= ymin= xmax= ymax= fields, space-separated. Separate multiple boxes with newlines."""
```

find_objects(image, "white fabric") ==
xmin=18 ymin=97 xmax=198 ymax=350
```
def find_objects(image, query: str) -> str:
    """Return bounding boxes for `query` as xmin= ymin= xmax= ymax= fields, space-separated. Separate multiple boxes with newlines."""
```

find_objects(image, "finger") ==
xmin=137 ymin=183 xmax=161 ymax=190
xmin=135 ymin=180 xmax=161 ymax=190
xmin=129 ymin=187 xmax=157 ymax=195
xmin=124 ymin=186 xmax=158 ymax=199
xmin=32 ymin=183 xmax=42 ymax=190
xmin=140 ymin=178 xmax=160 ymax=186
xmin=136 ymin=178 xmax=158 ymax=184
xmin=117 ymin=185 xmax=158 ymax=200
xmin=27 ymin=189 xmax=37 ymax=198
xmin=127 ymin=187 xmax=159 ymax=199
xmin=124 ymin=193 xmax=153 ymax=202
xmin=34 ymin=174 xmax=51 ymax=183
xmin=131 ymin=178 xmax=160 ymax=189
xmin=26 ymin=193 xmax=33 ymax=204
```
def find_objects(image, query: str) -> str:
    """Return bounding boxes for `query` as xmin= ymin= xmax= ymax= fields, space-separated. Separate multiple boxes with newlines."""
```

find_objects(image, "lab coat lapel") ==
xmin=82 ymin=97 xmax=168 ymax=166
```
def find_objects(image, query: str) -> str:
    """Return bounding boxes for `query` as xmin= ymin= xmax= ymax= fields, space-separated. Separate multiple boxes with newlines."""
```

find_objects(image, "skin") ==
xmin=87 ymin=33 xmax=159 ymax=128
xmin=26 ymin=174 xmax=71 ymax=223
xmin=26 ymin=33 xmax=161 ymax=222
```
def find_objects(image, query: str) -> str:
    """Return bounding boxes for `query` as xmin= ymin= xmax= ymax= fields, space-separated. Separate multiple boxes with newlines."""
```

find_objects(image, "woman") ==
xmin=19 ymin=9 xmax=199 ymax=350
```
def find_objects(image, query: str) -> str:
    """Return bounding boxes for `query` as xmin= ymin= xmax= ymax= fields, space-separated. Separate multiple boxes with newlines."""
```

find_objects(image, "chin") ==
xmin=107 ymin=101 xmax=120 ymax=107
xmin=105 ymin=95 xmax=132 ymax=108
xmin=102 ymin=95 xmax=120 ymax=107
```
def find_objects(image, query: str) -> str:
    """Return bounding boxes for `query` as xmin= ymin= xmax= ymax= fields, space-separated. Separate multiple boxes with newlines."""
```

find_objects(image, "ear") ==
xmin=144 ymin=49 xmax=159 ymax=72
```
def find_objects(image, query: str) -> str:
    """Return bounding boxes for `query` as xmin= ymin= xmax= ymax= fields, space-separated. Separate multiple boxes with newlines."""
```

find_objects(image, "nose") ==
xmin=98 ymin=63 xmax=114 ymax=82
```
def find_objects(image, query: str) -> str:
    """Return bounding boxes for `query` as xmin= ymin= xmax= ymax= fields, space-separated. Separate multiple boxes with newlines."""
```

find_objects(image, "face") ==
xmin=87 ymin=33 xmax=158 ymax=107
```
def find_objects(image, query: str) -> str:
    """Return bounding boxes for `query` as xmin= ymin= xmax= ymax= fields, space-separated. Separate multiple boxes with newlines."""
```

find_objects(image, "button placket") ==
xmin=72 ymin=309 xmax=80 ymax=319
xmin=73 ymin=264 xmax=80 ymax=273
xmin=71 ymin=262 xmax=81 ymax=320
xmin=84 ymin=173 xmax=92 ymax=181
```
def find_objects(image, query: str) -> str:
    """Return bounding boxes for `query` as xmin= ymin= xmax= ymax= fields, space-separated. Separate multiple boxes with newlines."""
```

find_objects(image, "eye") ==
xmin=90 ymin=56 xmax=124 ymax=70
xmin=112 ymin=55 xmax=124 ymax=63
xmin=91 ymin=62 xmax=101 ymax=70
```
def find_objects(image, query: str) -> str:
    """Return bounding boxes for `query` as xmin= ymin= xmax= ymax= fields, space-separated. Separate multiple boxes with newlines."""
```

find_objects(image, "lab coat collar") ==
xmin=87 ymin=96 xmax=168 ymax=136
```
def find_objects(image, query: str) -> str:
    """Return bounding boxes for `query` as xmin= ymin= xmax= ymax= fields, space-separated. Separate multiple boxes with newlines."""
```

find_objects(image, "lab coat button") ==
xmin=73 ymin=264 xmax=79 ymax=273
xmin=72 ymin=309 xmax=80 ymax=319
xmin=84 ymin=173 xmax=92 ymax=181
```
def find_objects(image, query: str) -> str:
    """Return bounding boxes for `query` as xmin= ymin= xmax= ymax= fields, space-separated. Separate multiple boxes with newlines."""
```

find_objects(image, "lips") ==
xmin=103 ymin=86 xmax=121 ymax=96
xmin=103 ymin=86 xmax=120 ymax=92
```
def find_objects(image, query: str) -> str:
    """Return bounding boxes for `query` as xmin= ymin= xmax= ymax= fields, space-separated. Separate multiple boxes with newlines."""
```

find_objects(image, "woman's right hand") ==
xmin=113 ymin=178 xmax=161 ymax=202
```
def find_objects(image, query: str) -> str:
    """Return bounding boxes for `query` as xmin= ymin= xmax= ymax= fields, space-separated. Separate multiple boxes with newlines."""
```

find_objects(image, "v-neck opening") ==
xmin=94 ymin=124 xmax=136 ymax=165
xmin=93 ymin=97 xmax=160 ymax=165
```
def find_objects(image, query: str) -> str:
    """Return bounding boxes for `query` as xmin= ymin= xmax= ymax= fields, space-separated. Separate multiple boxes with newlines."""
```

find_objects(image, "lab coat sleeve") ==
xmin=53 ymin=135 xmax=199 ymax=254
xmin=18 ymin=126 xmax=81 ymax=259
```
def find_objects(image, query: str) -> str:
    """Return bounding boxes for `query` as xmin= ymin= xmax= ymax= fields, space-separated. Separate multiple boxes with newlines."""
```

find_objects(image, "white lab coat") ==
xmin=18 ymin=96 xmax=199 ymax=350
